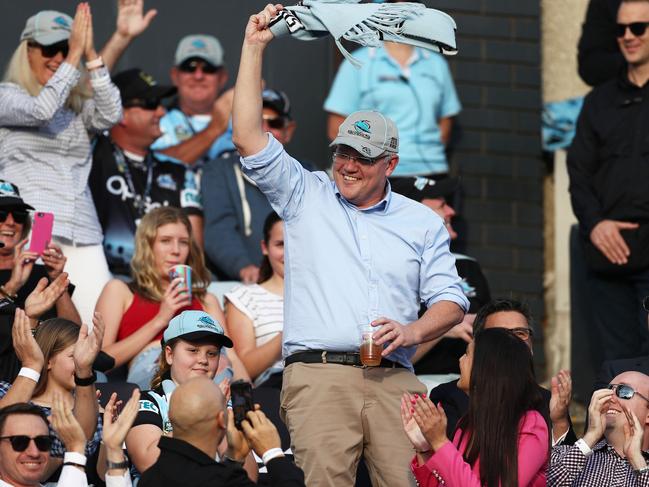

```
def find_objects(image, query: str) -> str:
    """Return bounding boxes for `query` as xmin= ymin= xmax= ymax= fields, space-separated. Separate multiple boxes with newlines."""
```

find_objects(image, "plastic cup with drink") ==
xmin=168 ymin=264 xmax=193 ymax=300
xmin=359 ymin=323 xmax=383 ymax=367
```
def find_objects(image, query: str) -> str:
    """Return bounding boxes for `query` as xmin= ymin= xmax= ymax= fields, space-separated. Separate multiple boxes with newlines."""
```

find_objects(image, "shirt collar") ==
xmin=372 ymin=46 xmax=426 ymax=67
xmin=158 ymin=436 xmax=216 ymax=466
xmin=333 ymin=180 xmax=392 ymax=213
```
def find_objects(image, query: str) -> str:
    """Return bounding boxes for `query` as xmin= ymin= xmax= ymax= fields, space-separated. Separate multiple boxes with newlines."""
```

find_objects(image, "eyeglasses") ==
xmin=509 ymin=327 xmax=534 ymax=341
xmin=178 ymin=59 xmax=220 ymax=74
xmin=0 ymin=209 xmax=29 ymax=224
xmin=123 ymin=98 xmax=162 ymax=111
xmin=262 ymin=115 xmax=288 ymax=130
xmin=0 ymin=435 xmax=52 ymax=452
xmin=332 ymin=152 xmax=387 ymax=167
xmin=616 ymin=22 xmax=649 ymax=38
xmin=608 ymin=383 xmax=649 ymax=403
xmin=28 ymin=41 xmax=69 ymax=58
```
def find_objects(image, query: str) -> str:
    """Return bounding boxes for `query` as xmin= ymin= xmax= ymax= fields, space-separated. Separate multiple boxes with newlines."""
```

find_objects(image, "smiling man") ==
xmin=568 ymin=0 xmax=649 ymax=372
xmin=231 ymin=5 xmax=468 ymax=487
xmin=0 ymin=403 xmax=87 ymax=487
xmin=549 ymin=371 xmax=649 ymax=485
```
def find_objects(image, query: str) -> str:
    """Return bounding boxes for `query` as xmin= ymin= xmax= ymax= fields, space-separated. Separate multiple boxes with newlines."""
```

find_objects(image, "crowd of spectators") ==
xmin=0 ymin=0 xmax=648 ymax=486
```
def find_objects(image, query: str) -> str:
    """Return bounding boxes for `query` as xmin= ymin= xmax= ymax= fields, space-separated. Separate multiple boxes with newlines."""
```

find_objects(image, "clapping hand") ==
xmin=411 ymin=395 xmax=449 ymax=452
xmin=51 ymin=392 xmax=87 ymax=454
xmin=103 ymin=389 xmax=141 ymax=451
xmin=583 ymin=388 xmax=614 ymax=448
xmin=550 ymin=370 xmax=572 ymax=439
xmin=4 ymin=239 xmax=38 ymax=296
xmin=12 ymin=308 xmax=44 ymax=371
xmin=622 ymin=405 xmax=647 ymax=470
xmin=400 ymin=393 xmax=431 ymax=453
xmin=73 ymin=312 xmax=106 ymax=376
xmin=24 ymin=273 xmax=69 ymax=319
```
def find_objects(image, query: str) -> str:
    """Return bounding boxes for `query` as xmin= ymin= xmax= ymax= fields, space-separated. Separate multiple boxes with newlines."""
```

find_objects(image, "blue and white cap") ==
xmin=175 ymin=35 xmax=224 ymax=67
xmin=0 ymin=180 xmax=34 ymax=210
xmin=163 ymin=310 xmax=233 ymax=348
xmin=20 ymin=10 xmax=72 ymax=46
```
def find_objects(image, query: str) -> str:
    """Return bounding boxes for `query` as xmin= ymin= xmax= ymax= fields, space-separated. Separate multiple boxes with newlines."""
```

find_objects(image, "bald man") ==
xmin=548 ymin=371 xmax=649 ymax=485
xmin=138 ymin=378 xmax=305 ymax=487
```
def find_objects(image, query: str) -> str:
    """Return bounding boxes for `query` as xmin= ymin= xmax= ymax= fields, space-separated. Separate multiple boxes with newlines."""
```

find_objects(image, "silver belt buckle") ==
xmin=321 ymin=351 xmax=327 ymax=364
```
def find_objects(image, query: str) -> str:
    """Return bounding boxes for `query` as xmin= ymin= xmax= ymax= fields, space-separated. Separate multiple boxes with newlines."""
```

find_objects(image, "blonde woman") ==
xmin=97 ymin=206 xmax=248 ymax=388
xmin=0 ymin=4 xmax=122 ymax=324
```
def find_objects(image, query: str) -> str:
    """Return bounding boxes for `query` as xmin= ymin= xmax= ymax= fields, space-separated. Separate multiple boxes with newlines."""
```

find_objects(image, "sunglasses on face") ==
xmin=0 ymin=435 xmax=52 ymax=452
xmin=28 ymin=41 xmax=69 ymax=58
xmin=332 ymin=152 xmax=387 ymax=167
xmin=608 ymin=383 xmax=649 ymax=403
xmin=616 ymin=22 xmax=649 ymax=38
xmin=262 ymin=115 xmax=288 ymax=130
xmin=0 ymin=209 xmax=29 ymax=224
xmin=178 ymin=59 xmax=220 ymax=74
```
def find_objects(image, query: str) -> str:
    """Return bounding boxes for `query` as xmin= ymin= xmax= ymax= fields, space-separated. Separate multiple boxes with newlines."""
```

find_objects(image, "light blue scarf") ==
xmin=269 ymin=0 xmax=457 ymax=67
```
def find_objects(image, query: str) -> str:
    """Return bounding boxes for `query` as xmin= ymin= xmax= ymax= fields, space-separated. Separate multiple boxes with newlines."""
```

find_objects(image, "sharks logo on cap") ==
xmin=0 ymin=182 xmax=18 ymax=197
xmin=197 ymin=315 xmax=219 ymax=331
xmin=192 ymin=39 xmax=207 ymax=49
xmin=354 ymin=120 xmax=371 ymax=134
xmin=138 ymin=71 xmax=157 ymax=87
xmin=53 ymin=16 xmax=70 ymax=29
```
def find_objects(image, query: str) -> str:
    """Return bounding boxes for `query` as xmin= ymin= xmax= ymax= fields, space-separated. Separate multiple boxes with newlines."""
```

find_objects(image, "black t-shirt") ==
xmin=89 ymin=135 xmax=203 ymax=275
xmin=414 ymin=254 xmax=491 ymax=375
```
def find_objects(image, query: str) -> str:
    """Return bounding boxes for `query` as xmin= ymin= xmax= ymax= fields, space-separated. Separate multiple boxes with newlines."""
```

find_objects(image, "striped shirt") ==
xmin=549 ymin=440 xmax=649 ymax=486
xmin=225 ymin=283 xmax=284 ymax=385
xmin=0 ymin=62 xmax=122 ymax=244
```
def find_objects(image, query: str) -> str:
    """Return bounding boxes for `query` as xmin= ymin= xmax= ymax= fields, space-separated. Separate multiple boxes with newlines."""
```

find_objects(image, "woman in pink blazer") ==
xmin=402 ymin=327 xmax=549 ymax=487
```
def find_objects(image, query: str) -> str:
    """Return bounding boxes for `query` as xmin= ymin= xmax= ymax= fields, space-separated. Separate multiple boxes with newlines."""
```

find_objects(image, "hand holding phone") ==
xmin=28 ymin=212 xmax=54 ymax=255
xmin=230 ymin=380 xmax=254 ymax=430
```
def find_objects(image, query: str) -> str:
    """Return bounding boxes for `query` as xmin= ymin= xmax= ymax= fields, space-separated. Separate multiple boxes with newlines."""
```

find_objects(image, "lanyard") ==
xmin=113 ymin=145 xmax=154 ymax=218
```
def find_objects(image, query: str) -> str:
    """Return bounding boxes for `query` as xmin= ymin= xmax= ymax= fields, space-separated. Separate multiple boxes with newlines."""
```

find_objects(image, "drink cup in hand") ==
xmin=168 ymin=264 xmax=192 ymax=300
xmin=359 ymin=324 xmax=382 ymax=367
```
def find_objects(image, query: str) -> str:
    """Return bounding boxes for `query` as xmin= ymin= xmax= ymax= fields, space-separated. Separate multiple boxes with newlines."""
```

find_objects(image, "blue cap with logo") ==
xmin=163 ymin=310 xmax=233 ymax=348
xmin=20 ymin=10 xmax=72 ymax=46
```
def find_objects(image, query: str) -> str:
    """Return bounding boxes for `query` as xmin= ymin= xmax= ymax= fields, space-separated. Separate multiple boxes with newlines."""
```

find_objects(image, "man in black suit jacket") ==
xmin=139 ymin=377 xmax=305 ymax=487
xmin=429 ymin=299 xmax=578 ymax=445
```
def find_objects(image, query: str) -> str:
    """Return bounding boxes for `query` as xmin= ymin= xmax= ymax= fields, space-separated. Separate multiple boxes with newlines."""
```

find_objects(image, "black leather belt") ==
xmin=285 ymin=350 xmax=405 ymax=368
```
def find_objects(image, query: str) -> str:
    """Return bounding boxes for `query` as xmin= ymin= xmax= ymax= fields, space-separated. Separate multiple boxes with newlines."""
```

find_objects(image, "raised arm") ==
xmin=232 ymin=4 xmax=283 ymax=156
xmin=100 ymin=0 xmax=157 ymax=72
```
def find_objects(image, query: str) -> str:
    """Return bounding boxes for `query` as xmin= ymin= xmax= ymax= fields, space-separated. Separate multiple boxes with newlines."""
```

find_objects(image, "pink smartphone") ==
xmin=29 ymin=212 xmax=54 ymax=255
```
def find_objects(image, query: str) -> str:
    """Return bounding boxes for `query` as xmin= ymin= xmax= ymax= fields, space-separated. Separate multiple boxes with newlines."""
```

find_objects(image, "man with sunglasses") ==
xmin=89 ymin=69 xmax=203 ymax=275
xmin=202 ymin=89 xmax=298 ymax=283
xmin=151 ymin=34 xmax=234 ymax=169
xmin=0 ymin=403 xmax=87 ymax=487
xmin=232 ymin=6 xmax=469 ymax=486
xmin=549 ymin=371 xmax=649 ymax=484
xmin=568 ymin=0 xmax=649 ymax=378
xmin=429 ymin=298 xmax=577 ymax=446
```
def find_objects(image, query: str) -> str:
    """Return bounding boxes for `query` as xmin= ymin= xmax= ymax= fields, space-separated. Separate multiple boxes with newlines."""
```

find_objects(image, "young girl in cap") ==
xmin=126 ymin=310 xmax=258 ymax=481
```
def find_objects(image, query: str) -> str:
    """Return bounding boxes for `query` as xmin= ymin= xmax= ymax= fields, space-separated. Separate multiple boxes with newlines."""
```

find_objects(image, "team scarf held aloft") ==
xmin=268 ymin=0 xmax=458 ymax=68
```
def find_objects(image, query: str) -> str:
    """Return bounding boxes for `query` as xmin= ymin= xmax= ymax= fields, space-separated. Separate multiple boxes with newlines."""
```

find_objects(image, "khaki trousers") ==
xmin=280 ymin=362 xmax=426 ymax=487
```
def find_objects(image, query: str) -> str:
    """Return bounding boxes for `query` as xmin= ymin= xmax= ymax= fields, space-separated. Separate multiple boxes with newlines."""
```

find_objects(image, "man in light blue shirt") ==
xmin=232 ymin=5 xmax=468 ymax=487
xmin=325 ymin=44 xmax=461 ymax=177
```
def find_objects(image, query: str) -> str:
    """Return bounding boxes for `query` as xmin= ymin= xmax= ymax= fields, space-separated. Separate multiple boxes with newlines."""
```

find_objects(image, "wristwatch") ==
xmin=636 ymin=465 xmax=649 ymax=474
xmin=106 ymin=459 xmax=129 ymax=470
xmin=74 ymin=370 xmax=97 ymax=386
